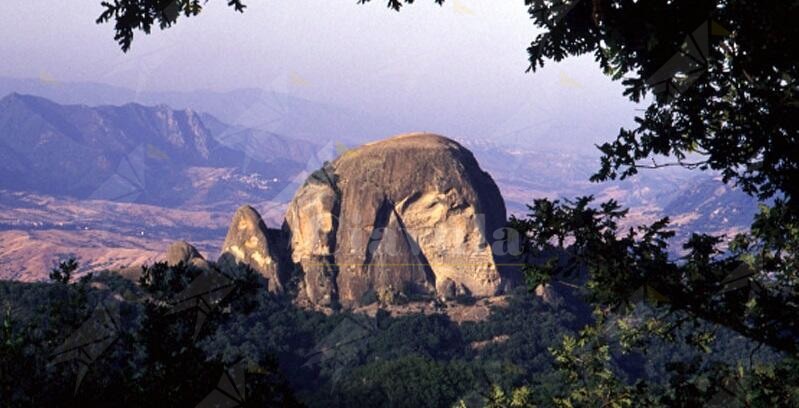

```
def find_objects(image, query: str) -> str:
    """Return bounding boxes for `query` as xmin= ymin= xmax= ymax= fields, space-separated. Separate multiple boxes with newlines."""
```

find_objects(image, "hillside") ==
xmin=0 ymin=93 xmax=312 ymax=205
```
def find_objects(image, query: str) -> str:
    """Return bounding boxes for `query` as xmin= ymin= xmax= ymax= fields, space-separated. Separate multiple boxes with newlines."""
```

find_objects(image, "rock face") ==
xmin=284 ymin=133 xmax=510 ymax=308
xmin=165 ymin=240 xmax=202 ymax=266
xmin=165 ymin=240 xmax=211 ymax=270
xmin=219 ymin=205 xmax=285 ymax=292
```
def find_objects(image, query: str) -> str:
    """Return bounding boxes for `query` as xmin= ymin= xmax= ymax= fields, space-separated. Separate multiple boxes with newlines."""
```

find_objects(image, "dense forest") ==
xmin=0 ymin=259 xmax=780 ymax=407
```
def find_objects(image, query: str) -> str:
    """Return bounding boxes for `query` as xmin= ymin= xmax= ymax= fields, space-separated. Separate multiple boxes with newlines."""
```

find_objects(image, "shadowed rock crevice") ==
xmin=363 ymin=196 xmax=394 ymax=269
xmin=388 ymin=205 xmax=437 ymax=293
xmin=364 ymin=204 xmax=436 ymax=303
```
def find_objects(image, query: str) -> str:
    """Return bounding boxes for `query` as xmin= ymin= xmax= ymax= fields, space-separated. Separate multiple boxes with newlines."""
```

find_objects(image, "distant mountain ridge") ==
xmin=0 ymin=93 xmax=313 ymax=206
xmin=0 ymin=76 xmax=402 ymax=144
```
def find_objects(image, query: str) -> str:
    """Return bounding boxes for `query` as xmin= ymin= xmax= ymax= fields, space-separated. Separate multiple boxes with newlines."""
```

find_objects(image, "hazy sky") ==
xmin=0 ymin=0 xmax=640 ymax=150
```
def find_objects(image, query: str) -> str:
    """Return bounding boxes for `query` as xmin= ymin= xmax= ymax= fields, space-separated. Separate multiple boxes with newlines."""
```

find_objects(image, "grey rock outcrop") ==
xmin=165 ymin=240 xmax=201 ymax=265
xmin=165 ymin=240 xmax=211 ymax=270
xmin=219 ymin=205 xmax=285 ymax=292
xmin=284 ymin=133 xmax=510 ymax=308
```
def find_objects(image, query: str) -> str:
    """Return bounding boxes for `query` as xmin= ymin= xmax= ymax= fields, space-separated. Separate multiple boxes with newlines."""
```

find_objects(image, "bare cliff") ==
xmin=218 ymin=205 xmax=288 ymax=293
xmin=283 ymin=133 xmax=511 ymax=308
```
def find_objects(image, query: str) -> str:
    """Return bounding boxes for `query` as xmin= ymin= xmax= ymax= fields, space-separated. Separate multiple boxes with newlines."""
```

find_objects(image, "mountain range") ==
xmin=0 ymin=76 xmax=401 ymax=145
xmin=0 ymin=93 xmax=317 ymax=206
xmin=0 ymin=90 xmax=762 ymax=281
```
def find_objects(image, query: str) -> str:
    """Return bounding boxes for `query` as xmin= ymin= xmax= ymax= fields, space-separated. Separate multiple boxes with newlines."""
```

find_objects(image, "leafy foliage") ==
xmin=332 ymin=356 xmax=477 ymax=408
xmin=3 ymin=266 xmax=594 ymax=406
xmin=50 ymin=258 xmax=79 ymax=284
xmin=3 ymin=260 xmax=787 ymax=406
xmin=0 ymin=262 xmax=299 ymax=407
xmin=96 ymin=0 xmax=246 ymax=51
xmin=511 ymin=197 xmax=799 ymax=356
xmin=546 ymin=310 xmax=653 ymax=408
xmin=523 ymin=1 xmax=799 ymax=206
xmin=95 ymin=0 xmax=449 ymax=52
xmin=512 ymin=1 xmax=799 ymax=405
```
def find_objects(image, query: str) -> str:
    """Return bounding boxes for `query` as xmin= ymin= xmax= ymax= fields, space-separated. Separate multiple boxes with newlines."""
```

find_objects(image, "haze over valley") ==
xmin=0 ymin=81 xmax=758 ymax=280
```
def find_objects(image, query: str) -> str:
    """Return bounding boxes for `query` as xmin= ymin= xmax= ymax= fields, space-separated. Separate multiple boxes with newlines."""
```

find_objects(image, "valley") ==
xmin=0 ymin=89 xmax=760 ymax=282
